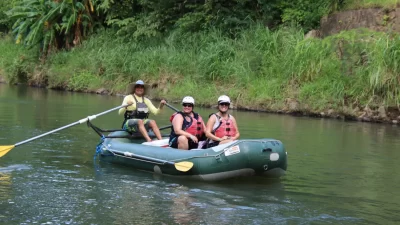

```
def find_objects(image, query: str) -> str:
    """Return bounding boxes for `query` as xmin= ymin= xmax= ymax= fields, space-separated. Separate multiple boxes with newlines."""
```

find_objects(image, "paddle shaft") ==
xmin=14 ymin=104 xmax=131 ymax=147
xmin=165 ymin=102 xmax=179 ymax=113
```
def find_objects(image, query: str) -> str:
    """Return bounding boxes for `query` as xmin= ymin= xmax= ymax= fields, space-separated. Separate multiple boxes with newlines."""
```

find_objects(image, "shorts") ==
xmin=169 ymin=136 xmax=198 ymax=150
xmin=123 ymin=119 xmax=152 ymax=133
xmin=206 ymin=141 xmax=219 ymax=148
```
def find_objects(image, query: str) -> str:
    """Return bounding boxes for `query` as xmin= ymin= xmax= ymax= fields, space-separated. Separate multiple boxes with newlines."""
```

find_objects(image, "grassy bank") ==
xmin=0 ymin=26 xmax=399 ymax=121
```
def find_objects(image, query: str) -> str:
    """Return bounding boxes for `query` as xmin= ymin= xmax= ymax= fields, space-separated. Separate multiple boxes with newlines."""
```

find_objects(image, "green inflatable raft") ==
xmin=95 ymin=130 xmax=287 ymax=181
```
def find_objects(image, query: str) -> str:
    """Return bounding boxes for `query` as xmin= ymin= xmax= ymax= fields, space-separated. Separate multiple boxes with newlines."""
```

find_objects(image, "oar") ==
xmin=159 ymin=125 xmax=172 ymax=130
xmin=0 ymin=103 xmax=132 ymax=158
xmin=165 ymin=102 xmax=179 ymax=112
xmin=111 ymin=150 xmax=193 ymax=172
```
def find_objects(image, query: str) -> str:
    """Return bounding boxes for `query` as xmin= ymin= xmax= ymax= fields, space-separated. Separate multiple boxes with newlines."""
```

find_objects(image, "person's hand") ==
xmin=160 ymin=99 xmax=166 ymax=105
xmin=127 ymin=100 xmax=133 ymax=105
xmin=189 ymin=135 xmax=198 ymax=143
xmin=221 ymin=136 xmax=231 ymax=141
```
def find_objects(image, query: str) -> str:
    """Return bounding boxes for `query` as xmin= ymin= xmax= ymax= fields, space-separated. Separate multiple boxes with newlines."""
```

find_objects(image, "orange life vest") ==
xmin=170 ymin=112 xmax=205 ymax=137
xmin=213 ymin=114 xmax=237 ymax=138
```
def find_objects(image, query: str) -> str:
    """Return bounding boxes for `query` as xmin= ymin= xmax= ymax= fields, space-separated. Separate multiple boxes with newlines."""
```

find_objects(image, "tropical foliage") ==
xmin=6 ymin=0 xmax=99 ymax=56
xmin=3 ymin=0 xmax=348 ymax=52
xmin=0 ymin=0 xmax=18 ymax=33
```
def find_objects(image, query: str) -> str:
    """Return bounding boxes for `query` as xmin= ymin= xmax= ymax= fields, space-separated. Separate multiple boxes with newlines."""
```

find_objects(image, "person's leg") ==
xmin=177 ymin=135 xmax=189 ymax=150
xmin=124 ymin=119 xmax=139 ymax=133
xmin=188 ymin=139 xmax=199 ymax=150
xmin=137 ymin=119 xmax=152 ymax=142
xmin=147 ymin=120 xmax=163 ymax=140
xmin=169 ymin=137 xmax=178 ymax=148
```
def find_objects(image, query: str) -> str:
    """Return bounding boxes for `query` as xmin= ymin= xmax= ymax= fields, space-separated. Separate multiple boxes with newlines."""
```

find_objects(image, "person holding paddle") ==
xmin=118 ymin=80 xmax=166 ymax=142
xmin=205 ymin=95 xmax=240 ymax=147
xmin=169 ymin=96 xmax=206 ymax=150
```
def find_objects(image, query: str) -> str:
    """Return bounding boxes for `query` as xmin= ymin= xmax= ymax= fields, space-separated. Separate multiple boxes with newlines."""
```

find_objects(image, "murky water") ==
xmin=0 ymin=84 xmax=399 ymax=224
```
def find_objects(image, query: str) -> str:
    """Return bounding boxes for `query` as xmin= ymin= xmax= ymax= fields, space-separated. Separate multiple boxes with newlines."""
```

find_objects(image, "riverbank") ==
xmin=0 ymin=26 xmax=399 ymax=125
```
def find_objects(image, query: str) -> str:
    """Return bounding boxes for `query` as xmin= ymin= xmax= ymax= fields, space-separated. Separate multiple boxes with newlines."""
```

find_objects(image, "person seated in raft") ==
xmin=169 ymin=96 xmax=207 ymax=150
xmin=205 ymin=95 xmax=240 ymax=147
xmin=118 ymin=80 xmax=166 ymax=142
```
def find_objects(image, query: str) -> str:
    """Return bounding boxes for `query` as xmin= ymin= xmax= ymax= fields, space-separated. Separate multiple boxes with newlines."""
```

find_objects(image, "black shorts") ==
xmin=169 ymin=136 xmax=198 ymax=149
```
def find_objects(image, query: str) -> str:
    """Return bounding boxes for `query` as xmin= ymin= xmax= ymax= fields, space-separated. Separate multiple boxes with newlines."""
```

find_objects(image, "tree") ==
xmin=7 ymin=0 xmax=100 ymax=57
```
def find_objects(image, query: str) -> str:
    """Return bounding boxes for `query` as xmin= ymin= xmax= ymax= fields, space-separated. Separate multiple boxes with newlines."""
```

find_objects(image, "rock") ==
xmin=352 ymin=106 xmax=360 ymax=113
xmin=285 ymin=98 xmax=300 ymax=112
xmin=320 ymin=112 xmax=325 ymax=116
xmin=305 ymin=29 xmax=321 ymax=39
xmin=363 ymin=106 xmax=373 ymax=117
xmin=362 ymin=116 xmax=371 ymax=122
xmin=327 ymin=109 xmax=335 ymax=116
xmin=96 ymin=88 xmax=108 ymax=95
xmin=358 ymin=111 xmax=366 ymax=119
xmin=378 ymin=105 xmax=387 ymax=119
xmin=392 ymin=120 xmax=398 ymax=124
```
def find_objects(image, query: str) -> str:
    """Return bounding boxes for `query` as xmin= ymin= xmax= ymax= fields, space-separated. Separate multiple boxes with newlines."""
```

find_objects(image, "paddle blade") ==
xmin=174 ymin=161 xmax=194 ymax=172
xmin=0 ymin=145 xmax=15 ymax=158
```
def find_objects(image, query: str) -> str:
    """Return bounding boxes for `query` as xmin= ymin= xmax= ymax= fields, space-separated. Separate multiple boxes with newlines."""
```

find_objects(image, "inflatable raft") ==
xmin=96 ymin=131 xmax=287 ymax=181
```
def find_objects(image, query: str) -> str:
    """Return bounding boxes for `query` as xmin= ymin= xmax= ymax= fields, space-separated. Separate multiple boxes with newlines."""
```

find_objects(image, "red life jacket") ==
xmin=170 ymin=112 xmax=204 ymax=137
xmin=213 ymin=114 xmax=237 ymax=138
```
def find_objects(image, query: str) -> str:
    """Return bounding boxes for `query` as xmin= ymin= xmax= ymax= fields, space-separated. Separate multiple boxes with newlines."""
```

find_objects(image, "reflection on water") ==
xmin=170 ymin=185 xmax=201 ymax=224
xmin=0 ymin=172 xmax=11 ymax=200
xmin=0 ymin=84 xmax=400 ymax=224
xmin=0 ymin=171 xmax=12 ymax=220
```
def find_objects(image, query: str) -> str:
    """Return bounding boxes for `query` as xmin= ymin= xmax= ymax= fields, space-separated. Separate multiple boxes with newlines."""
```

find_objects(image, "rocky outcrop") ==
xmin=320 ymin=7 xmax=400 ymax=37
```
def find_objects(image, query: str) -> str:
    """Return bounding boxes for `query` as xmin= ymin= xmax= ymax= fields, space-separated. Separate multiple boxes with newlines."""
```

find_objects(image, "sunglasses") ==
xmin=219 ymin=103 xmax=230 ymax=106
xmin=182 ymin=103 xmax=193 ymax=107
xmin=135 ymin=85 xmax=145 ymax=89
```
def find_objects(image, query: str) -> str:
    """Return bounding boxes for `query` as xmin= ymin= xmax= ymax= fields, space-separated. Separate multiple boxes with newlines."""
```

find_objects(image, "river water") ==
xmin=0 ymin=84 xmax=399 ymax=224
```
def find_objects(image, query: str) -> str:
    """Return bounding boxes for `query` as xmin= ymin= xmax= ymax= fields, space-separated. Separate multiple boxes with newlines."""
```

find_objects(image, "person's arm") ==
xmin=230 ymin=116 xmax=240 ymax=141
xmin=144 ymin=98 xmax=161 ymax=115
xmin=172 ymin=114 xmax=195 ymax=140
xmin=118 ymin=95 xmax=135 ymax=115
xmin=205 ymin=115 xmax=222 ymax=142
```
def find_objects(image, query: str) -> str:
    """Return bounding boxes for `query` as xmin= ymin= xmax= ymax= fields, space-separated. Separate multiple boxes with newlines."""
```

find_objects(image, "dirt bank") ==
xmin=320 ymin=7 xmax=400 ymax=37
xmin=1 ymin=78 xmax=399 ymax=125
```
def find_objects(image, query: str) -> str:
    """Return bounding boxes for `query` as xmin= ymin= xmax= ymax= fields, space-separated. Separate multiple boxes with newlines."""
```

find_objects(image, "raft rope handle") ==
xmin=106 ymin=148 xmax=166 ymax=165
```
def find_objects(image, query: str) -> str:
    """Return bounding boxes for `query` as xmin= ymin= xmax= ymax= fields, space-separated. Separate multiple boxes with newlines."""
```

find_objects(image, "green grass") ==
xmin=0 ymin=26 xmax=399 ymax=113
xmin=0 ymin=36 xmax=37 ymax=83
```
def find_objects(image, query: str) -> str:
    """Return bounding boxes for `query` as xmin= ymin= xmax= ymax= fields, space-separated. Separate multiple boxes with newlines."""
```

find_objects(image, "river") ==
xmin=0 ymin=84 xmax=399 ymax=224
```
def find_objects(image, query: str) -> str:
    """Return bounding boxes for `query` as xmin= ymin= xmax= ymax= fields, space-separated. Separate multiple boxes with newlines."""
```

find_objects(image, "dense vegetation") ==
xmin=0 ymin=0 xmax=400 ymax=120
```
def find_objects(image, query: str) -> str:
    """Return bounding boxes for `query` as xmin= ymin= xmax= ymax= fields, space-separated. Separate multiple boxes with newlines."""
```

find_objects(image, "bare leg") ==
xmin=148 ymin=120 xmax=162 ymax=140
xmin=137 ymin=120 xmax=152 ymax=142
xmin=177 ymin=135 xmax=189 ymax=150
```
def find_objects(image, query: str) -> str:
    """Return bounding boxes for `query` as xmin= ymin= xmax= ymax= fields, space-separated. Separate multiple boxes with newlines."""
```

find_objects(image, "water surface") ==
xmin=0 ymin=84 xmax=399 ymax=224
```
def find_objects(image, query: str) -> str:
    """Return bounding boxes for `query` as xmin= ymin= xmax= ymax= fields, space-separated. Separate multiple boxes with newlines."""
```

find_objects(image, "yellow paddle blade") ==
xmin=174 ymin=161 xmax=194 ymax=172
xmin=0 ymin=145 xmax=15 ymax=158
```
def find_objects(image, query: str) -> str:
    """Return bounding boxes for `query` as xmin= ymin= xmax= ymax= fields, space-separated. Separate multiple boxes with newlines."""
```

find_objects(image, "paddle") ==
xmin=165 ymin=102 xmax=179 ymax=112
xmin=111 ymin=149 xmax=193 ymax=172
xmin=159 ymin=125 xmax=173 ymax=130
xmin=0 ymin=103 xmax=132 ymax=158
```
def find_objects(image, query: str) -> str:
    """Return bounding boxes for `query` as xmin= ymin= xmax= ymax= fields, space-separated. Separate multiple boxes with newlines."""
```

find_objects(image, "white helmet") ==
xmin=218 ymin=95 xmax=231 ymax=104
xmin=182 ymin=96 xmax=195 ymax=105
